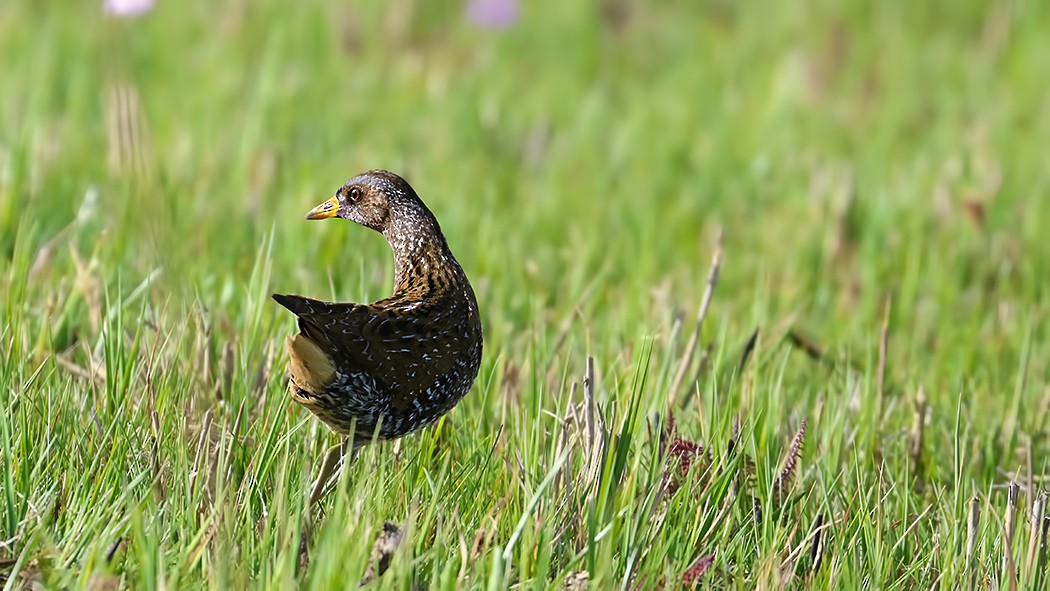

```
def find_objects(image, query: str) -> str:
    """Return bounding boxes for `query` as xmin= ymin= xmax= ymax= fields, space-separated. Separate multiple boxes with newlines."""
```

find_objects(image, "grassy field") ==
xmin=3 ymin=0 xmax=1050 ymax=588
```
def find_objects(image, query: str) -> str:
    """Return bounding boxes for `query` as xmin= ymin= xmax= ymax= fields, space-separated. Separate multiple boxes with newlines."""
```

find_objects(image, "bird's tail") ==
xmin=272 ymin=293 xmax=322 ymax=316
xmin=272 ymin=293 xmax=338 ymax=350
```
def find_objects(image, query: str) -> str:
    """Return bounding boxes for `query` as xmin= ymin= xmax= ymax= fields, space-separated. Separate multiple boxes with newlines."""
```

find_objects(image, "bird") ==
xmin=272 ymin=170 xmax=483 ymax=502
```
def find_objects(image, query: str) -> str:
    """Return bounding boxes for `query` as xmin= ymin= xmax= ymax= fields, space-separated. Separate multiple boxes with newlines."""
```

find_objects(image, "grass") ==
xmin=2 ymin=0 xmax=1050 ymax=588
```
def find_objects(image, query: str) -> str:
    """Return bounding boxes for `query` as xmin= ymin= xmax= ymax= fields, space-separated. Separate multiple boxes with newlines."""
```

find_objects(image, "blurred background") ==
xmin=4 ymin=0 xmax=1048 ymax=382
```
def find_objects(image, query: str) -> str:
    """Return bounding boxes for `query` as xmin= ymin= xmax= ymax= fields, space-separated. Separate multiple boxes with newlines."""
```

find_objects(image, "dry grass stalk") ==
xmin=584 ymin=356 xmax=596 ymax=465
xmin=582 ymin=355 xmax=607 ymax=487
xmin=149 ymin=410 xmax=165 ymax=501
xmin=189 ymin=409 xmax=214 ymax=498
xmin=1025 ymin=491 xmax=1046 ymax=584
xmin=1001 ymin=481 xmax=1020 ymax=588
xmin=551 ymin=382 xmax=578 ymax=502
xmin=924 ymin=532 xmax=942 ymax=585
xmin=669 ymin=229 xmax=724 ymax=406
xmin=1037 ymin=491 xmax=1049 ymax=585
xmin=966 ymin=495 xmax=980 ymax=589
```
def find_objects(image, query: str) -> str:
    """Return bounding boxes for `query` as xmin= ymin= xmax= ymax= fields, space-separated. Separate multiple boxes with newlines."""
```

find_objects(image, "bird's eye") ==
xmin=348 ymin=187 xmax=362 ymax=202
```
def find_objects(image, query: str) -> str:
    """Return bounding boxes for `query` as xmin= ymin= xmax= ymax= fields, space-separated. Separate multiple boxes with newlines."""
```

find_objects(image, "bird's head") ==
xmin=305 ymin=169 xmax=429 ymax=233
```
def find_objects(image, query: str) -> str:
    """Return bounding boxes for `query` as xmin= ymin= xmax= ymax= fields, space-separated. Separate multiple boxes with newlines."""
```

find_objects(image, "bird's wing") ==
xmin=272 ymin=293 xmax=461 ymax=410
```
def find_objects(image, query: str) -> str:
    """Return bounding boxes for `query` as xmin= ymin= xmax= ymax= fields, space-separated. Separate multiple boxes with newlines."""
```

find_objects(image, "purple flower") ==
xmin=103 ymin=0 xmax=154 ymax=18
xmin=466 ymin=0 xmax=519 ymax=29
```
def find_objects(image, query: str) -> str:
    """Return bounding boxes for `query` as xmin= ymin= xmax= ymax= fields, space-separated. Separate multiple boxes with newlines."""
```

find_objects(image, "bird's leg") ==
xmin=308 ymin=437 xmax=353 ymax=508
xmin=300 ymin=438 xmax=351 ymax=571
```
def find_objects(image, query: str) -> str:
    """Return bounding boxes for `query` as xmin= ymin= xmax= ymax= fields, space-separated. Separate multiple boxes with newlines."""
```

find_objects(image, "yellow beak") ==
xmin=305 ymin=196 xmax=340 ymax=220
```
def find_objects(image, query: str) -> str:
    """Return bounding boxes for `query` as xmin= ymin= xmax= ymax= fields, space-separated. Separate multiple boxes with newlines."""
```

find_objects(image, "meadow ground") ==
xmin=2 ymin=1 xmax=1050 ymax=588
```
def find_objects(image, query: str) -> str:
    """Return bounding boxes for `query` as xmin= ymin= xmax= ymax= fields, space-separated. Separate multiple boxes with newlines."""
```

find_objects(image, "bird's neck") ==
xmin=384 ymin=216 xmax=460 ymax=298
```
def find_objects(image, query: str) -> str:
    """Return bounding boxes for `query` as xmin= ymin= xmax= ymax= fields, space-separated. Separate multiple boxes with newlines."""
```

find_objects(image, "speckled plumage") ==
xmin=273 ymin=170 xmax=482 ymax=448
